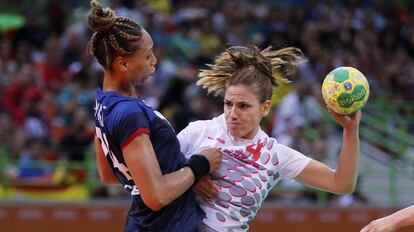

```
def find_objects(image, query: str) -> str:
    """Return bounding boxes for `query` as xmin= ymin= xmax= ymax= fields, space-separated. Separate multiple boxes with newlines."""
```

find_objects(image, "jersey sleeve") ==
xmin=276 ymin=143 xmax=312 ymax=179
xmin=108 ymin=100 xmax=150 ymax=149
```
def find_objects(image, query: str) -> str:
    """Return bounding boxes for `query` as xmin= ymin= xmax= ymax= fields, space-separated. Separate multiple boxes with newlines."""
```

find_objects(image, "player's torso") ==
xmin=192 ymin=117 xmax=282 ymax=231
xmin=94 ymin=91 xmax=185 ymax=193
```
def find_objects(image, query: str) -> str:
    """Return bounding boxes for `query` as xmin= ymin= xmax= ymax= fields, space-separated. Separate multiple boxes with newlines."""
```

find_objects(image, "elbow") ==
xmin=142 ymin=193 xmax=167 ymax=212
xmin=335 ymin=185 xmax=356 ymax=195
xmin=146 ymin=202 xmax=164 ymax=212
xmin=332 ymin=173 xmax=357 ymax=194
xmin=337 ymin=188 xmax=354 ymax=195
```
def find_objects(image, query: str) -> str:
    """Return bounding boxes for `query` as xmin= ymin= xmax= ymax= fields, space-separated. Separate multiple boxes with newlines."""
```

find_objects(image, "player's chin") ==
xmin=228 ymin=128 xmax=242 ymax=138
xmin=136 ymin=73 xmax=153 ymax=85
xmin=143 ymin=69 xmax=155 ymax=81
xmin=142 ymin=74 xmax=151 ymax=82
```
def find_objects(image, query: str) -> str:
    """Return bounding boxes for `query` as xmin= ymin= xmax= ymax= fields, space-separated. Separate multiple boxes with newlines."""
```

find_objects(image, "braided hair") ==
xmin=87 ymin=0 xmax=143 ymax=69
xmin=197 ymin=46 xmax=304 ymax=102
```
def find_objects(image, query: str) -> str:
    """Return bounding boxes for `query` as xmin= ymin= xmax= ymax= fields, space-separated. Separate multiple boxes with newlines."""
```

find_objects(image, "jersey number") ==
xmin=246 ymin=142 xmax=264 ymax=162
xmin=95 ymin=127 xmax=133 ymax=181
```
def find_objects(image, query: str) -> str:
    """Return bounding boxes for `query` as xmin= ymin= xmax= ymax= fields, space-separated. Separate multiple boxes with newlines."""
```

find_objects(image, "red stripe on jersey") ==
xmin=122 ymin=128 xmax=150 ymax=149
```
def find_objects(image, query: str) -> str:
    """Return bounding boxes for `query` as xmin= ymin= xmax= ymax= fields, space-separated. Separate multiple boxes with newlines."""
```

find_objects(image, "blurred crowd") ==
xmin=0 ymin=0 xmax=413 ymax=203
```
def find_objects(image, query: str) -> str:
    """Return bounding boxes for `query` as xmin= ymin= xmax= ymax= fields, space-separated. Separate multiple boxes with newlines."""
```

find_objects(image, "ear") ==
xmin=261 ymin=100 xmax=272 ymax=117
xmin=114 ymin=56 xmax=128 ymax=72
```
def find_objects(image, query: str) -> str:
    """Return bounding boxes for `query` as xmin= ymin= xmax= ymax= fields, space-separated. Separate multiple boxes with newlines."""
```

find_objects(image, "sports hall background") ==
xmin=0 ymin=0 xmax=414 ymax=231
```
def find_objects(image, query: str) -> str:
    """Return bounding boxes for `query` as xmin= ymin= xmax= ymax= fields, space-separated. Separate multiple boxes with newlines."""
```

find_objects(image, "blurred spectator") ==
xmin=38 ymin=36 xmax=68 ymax=91
xmin=60 ymin=107 xmax=94 ymax=161
xmin=0 ymin=39 xmax=17 ymax=86
xmin=2 ymin=64 xmax=42 ymax=125
xmin=0 ymin=113 xmax=15 ymax=151
xmin=13 ymin=6 xmax=50 ymax=50
xmin=272 ymin=79 xmax=323 ymax=139
xmin=172 ymin=85 xmax=221 ymax=132
xmin=16 ymin=139 xmax=52 ymax=178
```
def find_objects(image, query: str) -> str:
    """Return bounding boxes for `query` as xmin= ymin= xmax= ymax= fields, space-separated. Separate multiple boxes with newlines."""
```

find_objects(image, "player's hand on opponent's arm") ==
xmin=191 ymin=148 xmax=221 ymax=199
xmin=193 ymin=175 xmax=219 ymax=200
xmin=327 ymin=107 xmax=361 ymax=130
xmin=360 ymin=216 xmax=398 ymax=232
xmin=198 ymin=147 xmax=221 ymax=172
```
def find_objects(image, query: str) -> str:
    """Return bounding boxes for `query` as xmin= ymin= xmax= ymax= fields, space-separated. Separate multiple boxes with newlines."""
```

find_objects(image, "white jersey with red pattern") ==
xmin=177 ymin=114 xmax=312 ymax=232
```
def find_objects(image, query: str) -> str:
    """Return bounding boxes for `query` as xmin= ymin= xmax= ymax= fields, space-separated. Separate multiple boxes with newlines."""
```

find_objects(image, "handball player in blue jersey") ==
xmin=87 ymin=1 xmax=221 ymax=231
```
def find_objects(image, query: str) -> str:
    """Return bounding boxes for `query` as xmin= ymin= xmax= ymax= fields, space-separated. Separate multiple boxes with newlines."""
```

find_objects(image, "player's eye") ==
xmin=239 ymin=103 xmax=250 ymax=109
xmin=224 ymin=100 xmax=232 ymax=107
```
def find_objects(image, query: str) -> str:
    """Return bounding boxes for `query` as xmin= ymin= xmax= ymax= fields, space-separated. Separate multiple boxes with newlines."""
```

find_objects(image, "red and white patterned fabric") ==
xmin=178 ymin=114 xmax=311 ymax=232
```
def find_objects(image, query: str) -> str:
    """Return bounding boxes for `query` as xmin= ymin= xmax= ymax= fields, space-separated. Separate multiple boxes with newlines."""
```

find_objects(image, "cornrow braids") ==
xmin=87 ymin=0 xmax=143 ymax=69
xmin=197 ymin=45 xmax=304 ymax=102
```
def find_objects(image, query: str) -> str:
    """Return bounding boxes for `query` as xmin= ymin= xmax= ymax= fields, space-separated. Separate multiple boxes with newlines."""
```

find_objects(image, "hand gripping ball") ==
xmin=322 ymin=66 xmax=369 ymax=115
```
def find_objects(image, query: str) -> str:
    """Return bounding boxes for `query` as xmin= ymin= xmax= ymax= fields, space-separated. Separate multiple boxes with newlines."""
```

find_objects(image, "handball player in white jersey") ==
xmin=177 ymin=46 xmax=362 ymax=232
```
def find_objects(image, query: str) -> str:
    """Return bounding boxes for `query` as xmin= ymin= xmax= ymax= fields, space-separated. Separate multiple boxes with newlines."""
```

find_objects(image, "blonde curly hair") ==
xmin=197 ymin=46 xmax=304 ymax=102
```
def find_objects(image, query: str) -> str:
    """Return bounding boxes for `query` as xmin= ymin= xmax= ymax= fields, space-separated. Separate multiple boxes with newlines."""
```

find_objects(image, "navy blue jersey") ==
xmin=94 ymin=89 xmax=205 ymax=232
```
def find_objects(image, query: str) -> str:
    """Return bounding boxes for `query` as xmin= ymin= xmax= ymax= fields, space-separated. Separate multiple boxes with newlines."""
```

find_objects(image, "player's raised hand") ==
xmin=193 ymin=175 xmax=219 ymax=200
xmin=327 ymin=107 xmax=361 ymax=130
xmin=198 ymin=147 xmax=221 ymax=172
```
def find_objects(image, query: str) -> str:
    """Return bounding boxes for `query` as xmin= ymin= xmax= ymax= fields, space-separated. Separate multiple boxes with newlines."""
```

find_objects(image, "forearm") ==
xmin=390 ymin=205 xmax=414 ymax=229
xmin=129 ymin=166 xmax=195 ymax=211
xmin=155 ymin=154 xmax=211 ymax=207
xmin=334 ymin=127 xmax=360 ymax=193
xmin=156 ymin=167 xmax=195 ymax=206
xmin=124 ymin=135 xmax=215 ymax=211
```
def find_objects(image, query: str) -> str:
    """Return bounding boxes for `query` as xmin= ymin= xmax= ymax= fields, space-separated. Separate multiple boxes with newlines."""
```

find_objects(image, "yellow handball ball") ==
xmin=322 ymin=66 xmax=370 ymax=115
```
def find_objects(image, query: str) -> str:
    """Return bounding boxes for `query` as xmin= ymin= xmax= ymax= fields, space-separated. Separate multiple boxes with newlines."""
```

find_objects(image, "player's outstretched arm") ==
xmin=296 ymin=108 xmax=361 ymax=194
xmin=123 ymin=134 xmax=220 ymax=211
xmin=361 ymin=205 xmax=414 ymax=232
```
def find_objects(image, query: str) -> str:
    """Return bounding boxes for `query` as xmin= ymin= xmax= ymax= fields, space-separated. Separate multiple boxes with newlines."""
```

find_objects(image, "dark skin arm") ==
xmin=96 ymin=129 xmax=220 ymax=210
xmin=123 ymin=134 xmax=220 ymax=211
